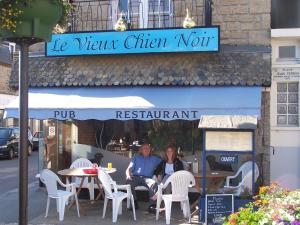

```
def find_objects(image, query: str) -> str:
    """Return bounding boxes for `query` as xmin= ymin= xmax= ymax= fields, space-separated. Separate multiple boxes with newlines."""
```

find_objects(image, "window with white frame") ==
xmin=147 ymin=0 xmax=173 ymax=28
xmin=277 ymin=82 xmax=299 ymax=126
xmin=279 ymin=46 xmax=296 ymax=59
xmin=277 ymin=45 xmax=300 ymax=63
xmin=118 ymin=0 xmax=172 ymax=29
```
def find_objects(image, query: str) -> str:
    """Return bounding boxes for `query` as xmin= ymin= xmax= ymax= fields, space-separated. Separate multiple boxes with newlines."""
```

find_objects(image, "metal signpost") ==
xmin=19 ymin=40 xmax=30 ymax=225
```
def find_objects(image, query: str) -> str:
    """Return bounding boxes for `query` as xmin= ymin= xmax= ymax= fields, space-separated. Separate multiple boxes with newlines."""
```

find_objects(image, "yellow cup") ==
xmin=107 ymin=162 xmax=112 ymax=169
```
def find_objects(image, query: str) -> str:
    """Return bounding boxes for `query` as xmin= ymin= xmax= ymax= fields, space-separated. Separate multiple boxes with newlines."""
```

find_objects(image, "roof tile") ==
xmin=10 ymin=52 xmax=271 ymax=88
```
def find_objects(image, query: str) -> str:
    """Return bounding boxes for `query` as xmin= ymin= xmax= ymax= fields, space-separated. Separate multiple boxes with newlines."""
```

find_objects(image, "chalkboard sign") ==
xmin=205 ymin=194 xmax=234 ymax=225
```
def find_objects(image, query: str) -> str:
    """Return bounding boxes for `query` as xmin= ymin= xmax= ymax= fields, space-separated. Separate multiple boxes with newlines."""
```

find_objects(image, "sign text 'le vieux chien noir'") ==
xmin=46 ymin=27 xmax=219 ymax=56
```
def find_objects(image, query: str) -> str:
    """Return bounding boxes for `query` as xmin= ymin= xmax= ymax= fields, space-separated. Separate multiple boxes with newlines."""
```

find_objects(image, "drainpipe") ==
xmin=205 ymin=0 xmax=212 ymax=26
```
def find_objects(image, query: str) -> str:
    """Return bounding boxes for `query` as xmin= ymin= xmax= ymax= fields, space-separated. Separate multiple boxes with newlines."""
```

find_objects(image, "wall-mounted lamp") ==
xmin=183 ymin=8 xmax=196 ymax=28
xmin=114 ymin=12 xmax=127 ymax=31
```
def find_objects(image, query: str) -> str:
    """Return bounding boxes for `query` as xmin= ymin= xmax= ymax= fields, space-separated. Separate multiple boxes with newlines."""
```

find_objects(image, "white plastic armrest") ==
xmin=157 ymin=184 xmax=163 ymax=200
xmin=224 ymin=182 xmax=243 ymax=190
xmin=58 ymin=180 xmax=76 ymax=193
xmin=225 ymin=174 xmax=238 ymax=186
xmin=117 ymin=184 xmax=131 ymax=195
xmin=57 ymin=178 xmax=68 ymax=187
xmin=160 ymin=178 xmax=171 ymax=190
xmin=223 ymin=185 xmax=236 ymax=190
xmin=111 ymin=181 xmax=118 ymax=193
xmin=116 ymin=184 xmax=131 ymax=190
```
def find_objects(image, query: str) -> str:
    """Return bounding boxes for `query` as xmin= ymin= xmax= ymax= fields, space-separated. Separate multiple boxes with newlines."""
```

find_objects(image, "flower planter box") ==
xmin=0 ymin=0 xmax=63 ymax=41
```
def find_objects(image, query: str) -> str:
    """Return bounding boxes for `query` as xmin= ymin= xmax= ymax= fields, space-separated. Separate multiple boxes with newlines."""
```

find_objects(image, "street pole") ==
xmin=19 ymin=40 xmax=29 ymax=225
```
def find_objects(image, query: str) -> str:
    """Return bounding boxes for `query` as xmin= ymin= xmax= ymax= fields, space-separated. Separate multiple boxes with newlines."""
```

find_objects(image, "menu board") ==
xmin=206 ymin=194 xmax=234 ymax=225
xmin=205 ymin=131 xmax=253 ymax=152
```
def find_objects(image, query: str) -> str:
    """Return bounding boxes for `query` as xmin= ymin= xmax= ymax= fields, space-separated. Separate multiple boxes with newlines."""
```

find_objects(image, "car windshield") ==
xmin=0 ymin=129 xmax=11 ymax=139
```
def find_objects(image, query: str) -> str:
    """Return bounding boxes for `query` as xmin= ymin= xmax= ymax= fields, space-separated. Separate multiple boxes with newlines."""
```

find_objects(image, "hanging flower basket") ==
xmin=0 ymin=0 xmax=72 ymax=42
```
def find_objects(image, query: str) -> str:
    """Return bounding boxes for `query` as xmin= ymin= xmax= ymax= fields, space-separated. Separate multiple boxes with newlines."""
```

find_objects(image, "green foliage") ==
xmin=223 ymin=204 xmax=265 ymax=225
xmin=0 ymin=0 xmax=25 ymax=32
xmin=0 ymin=0 xmax=73 ymax=33
xmin=147 ymin=120 xmax=200 ymax=154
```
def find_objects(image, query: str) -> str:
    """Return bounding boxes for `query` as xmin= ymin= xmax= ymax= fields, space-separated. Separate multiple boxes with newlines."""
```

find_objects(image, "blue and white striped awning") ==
xmin=4 ymin=87 xmax=261 ymax=121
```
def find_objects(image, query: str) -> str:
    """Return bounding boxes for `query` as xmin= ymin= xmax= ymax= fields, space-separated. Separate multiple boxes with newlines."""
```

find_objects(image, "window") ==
xmin=118 ymin=0 xmax=172 ymax=28
xmin=277 ymin=82 xmax=299 ymax=126
xmin=271 ymin=0 xmax=300 ymax=29
xmin=279 ymin=46 xmax=296 ymax=59
xmin=147 ymin=0 xmax=172 ymax=28
xmin=277 ymin=45 xmax=300 ymax=63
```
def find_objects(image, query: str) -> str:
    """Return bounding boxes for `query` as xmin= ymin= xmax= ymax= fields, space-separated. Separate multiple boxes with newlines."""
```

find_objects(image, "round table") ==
xmin=191 ymin=171 xmax=234 ymax=216
xmin=192 ymin=170 xmax=234 ymax=192
xmin=58 ymin=167 xmax=116 ymax=214
xmin=58 ymin=167 xmax=116 ymax=177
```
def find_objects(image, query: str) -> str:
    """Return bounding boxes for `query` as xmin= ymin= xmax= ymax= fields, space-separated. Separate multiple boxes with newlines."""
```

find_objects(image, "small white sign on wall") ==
xmin=48 ymin=126 xmax=56 ymax=136
xmin=272 ymin=67 xmax=300 ymax=81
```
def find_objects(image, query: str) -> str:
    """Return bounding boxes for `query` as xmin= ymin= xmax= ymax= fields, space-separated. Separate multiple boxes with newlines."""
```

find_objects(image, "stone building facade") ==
xmin=0 ymin=43 xmax=15 ymax=95
xmin=9 ymin=0 xmax=271 ymax=185
xmin=0 ymin=42 xmax=17 ymax=127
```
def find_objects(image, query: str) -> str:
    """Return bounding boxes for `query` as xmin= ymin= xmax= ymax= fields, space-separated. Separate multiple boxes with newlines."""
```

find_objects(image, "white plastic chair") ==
xmin=70 ymin=158 xmax=95 ymax=200
xmin=98 ymin=170 xmax=136 ymax=223
xmin=156 ymin=171 xmax=195 ymax=225
xmin=118 ymin=175 xmax=158 ymax=209
xmin=223 ymin=161 xmax=259 ymax=196
xmin=40 ymin=169 xmax=80 ymax=221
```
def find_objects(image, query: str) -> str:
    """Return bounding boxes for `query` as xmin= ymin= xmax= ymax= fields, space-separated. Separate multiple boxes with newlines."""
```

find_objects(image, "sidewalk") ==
xmin=29 ymin=199 xmax=201 ymax=225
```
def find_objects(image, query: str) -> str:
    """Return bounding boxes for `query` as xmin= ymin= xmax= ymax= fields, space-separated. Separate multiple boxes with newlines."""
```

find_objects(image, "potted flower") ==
xmin=0 ymin=0 xmax=73 ymax=42
xmin=223 ymin=183 xmax=300 ymax=225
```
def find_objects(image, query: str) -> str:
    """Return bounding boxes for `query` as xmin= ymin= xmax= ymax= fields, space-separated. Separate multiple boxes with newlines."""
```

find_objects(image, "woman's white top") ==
xmin=165 ymin=163 xmax=174 ymax=175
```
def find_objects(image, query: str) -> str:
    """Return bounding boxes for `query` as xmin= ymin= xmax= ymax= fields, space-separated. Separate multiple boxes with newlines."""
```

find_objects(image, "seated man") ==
xmin=126 ymin=141 xmax=162 ymax=212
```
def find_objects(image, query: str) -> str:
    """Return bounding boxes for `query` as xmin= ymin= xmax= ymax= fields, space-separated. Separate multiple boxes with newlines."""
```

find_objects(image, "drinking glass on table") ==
xmin=107 ymin=162 xmax=112 ymax=170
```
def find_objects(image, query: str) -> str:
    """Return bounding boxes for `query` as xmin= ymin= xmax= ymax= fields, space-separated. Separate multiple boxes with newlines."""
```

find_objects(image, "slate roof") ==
xmin=10 ymin=51 xmax=271 ymax=88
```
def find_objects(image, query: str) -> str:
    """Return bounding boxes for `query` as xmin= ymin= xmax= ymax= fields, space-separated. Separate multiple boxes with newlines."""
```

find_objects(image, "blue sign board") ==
xmin=219 ymin=155 xmax=239 ymax=164
xmin=46 ymin=26 xmax=219 ymax=56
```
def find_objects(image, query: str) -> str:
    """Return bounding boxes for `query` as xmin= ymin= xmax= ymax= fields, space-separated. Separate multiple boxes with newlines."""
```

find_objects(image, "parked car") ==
xmin=0 ymin=127 xmax=33 ymax=159
xmin=32 ymin=131 xmax=44 ymax=151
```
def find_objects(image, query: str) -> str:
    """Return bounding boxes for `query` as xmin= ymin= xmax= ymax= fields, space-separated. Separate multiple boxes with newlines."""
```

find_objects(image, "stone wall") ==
xmin=213 ymin=0 xmax=270 ymax=45
xmin=237 ymin=90 xmax=270 ymax=186
xmin=257 ymin=90 xmax=271 ymax=185
xmin=26 ymin=0 xmax=271 ymax=54
xmin=0 ymin=63 xmax=15 ymax=94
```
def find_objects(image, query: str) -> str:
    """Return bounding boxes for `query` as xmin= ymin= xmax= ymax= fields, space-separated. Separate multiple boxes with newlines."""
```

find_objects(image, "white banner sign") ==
xmin=205 ymin=131 xmax=253 ymax=152
xmin=272 ymin=67 xmax=300 ymax=81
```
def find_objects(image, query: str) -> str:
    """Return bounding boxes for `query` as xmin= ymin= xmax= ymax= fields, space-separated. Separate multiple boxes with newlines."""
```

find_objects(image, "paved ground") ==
xmin=0 ymin=151 xmax=47 ymax=224
xmin=0 ymin=152 xmax=202 ymax=225
xmin=30 ymin=200 xmax=201 ymax=225
xmin=0 ymin=151 xmax=38 ymax=194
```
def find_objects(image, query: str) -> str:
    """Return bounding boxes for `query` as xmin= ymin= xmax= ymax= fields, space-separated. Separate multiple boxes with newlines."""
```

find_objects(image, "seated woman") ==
xmin=154 ymin=144 xmax=184 ymax=192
